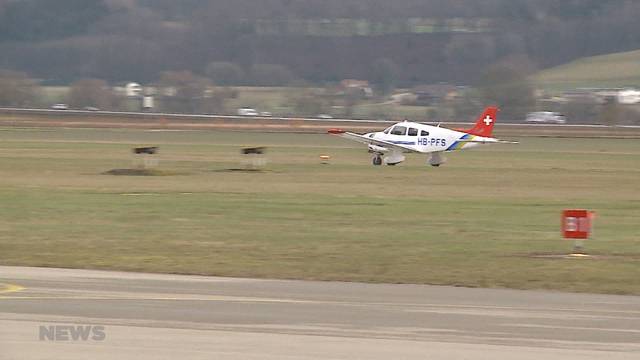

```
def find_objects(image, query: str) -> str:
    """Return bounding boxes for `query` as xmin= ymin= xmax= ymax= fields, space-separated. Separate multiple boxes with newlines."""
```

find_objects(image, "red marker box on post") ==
xmin=562 ymin=209 xmax=595 ymax=254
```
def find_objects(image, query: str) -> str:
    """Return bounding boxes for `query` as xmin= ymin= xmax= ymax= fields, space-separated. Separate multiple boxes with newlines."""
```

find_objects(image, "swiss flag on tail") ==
xmin=460 ymin=106 xmax=499 ymax=137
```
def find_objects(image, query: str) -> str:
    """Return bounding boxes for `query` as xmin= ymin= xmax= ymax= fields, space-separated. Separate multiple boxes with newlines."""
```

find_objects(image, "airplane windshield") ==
xmin=390 ymin=126 xmax=407 ymax=135
xmin=383 ymin=127 xmax=392 ymax=134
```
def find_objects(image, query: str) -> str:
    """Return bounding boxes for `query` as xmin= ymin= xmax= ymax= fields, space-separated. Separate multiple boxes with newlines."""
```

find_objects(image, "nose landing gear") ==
xmin=372 ymin=154 xmax=383 ymax=166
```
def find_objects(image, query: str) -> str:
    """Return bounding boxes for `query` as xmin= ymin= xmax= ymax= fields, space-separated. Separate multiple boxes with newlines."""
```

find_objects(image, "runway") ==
xmin=1 ymin=266 xmax=639 ymax=359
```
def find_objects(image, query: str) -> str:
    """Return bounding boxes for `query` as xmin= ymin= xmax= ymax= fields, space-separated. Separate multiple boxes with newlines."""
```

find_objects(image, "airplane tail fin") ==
xmin=462 ymin=106 xmax=499 ymax=137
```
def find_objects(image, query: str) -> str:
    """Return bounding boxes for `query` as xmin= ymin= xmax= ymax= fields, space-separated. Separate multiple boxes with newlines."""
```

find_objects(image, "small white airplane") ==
xmin=328 ymin=106 xmax=517 ymax=166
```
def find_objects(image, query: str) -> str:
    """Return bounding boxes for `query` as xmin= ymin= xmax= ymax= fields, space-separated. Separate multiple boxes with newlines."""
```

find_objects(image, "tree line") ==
xmin=1 ymin=0 xmax=640 ymax=86
xmin=2 ymin=65 xmax=634 ymax=125
xmin=0 ymin=62 xmax=545 ymax=123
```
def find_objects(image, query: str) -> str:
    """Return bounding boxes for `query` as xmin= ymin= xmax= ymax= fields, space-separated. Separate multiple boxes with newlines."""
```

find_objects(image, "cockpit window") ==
xmin=390 ymin=126 xmax=407 ymax=135
xmin=383 ymin=127 xmax=391 ymax=134
xmin=421 ymin=130 xmax=429 ymax=136
xmin=408 ymin=128 xmax=418 ymax=136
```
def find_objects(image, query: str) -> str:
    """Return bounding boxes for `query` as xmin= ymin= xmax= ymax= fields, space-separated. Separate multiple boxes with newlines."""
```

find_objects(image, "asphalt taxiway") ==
xmin=1 ymin=266 xmax=639 ymax=359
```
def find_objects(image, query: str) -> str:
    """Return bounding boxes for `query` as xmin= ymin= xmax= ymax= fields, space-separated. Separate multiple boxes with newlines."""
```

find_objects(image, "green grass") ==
xmin=0 ymin=127 xmax=639 ymax=294
xmin=533 ymin=49 xmax=640 ymax=91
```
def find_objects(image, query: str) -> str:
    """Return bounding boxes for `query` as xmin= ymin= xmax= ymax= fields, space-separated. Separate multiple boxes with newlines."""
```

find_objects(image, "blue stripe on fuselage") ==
xmin=446 ymin=133 xmax=471 ymax=151
xmin=390 ymin=141 xmax=416 ymax=145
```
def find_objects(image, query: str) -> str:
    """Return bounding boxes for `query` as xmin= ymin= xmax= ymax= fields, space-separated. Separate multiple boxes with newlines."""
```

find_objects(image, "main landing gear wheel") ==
xmin=372 ymin=155 xmax=383 ymax=166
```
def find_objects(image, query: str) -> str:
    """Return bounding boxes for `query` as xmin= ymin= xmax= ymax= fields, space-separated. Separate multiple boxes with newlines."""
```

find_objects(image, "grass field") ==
xmin=0 ymin=127 xmax=639 ymax=294
xmin=533 ymin=49 xmax=640 ymax=91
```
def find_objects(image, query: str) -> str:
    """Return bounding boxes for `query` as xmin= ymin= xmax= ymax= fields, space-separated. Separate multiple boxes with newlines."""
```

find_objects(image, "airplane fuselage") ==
xmin=328 ymin=106 xmax=511 ymax=166
xmin=365 ymin=121 xmax=494 ymax=154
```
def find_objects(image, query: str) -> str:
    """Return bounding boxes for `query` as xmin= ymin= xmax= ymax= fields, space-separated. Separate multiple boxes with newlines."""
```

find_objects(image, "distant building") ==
xmin=113 ymin=82 xmax=143 ymax=98
xmin=562 ymin=89 xmax=607 ymax=104
xmin=340 ymin=79 xmax=369 ymax=89
xmin=161 ymin=86 xmax=177 ymax=97
xmin=561 ymin=88 xmax=640 ymax=105
xmin=142 ymin=96 xmax=154 ymax=111
xmin=339 ymin=79 xmax=373 ymax=97
xmin=125 ymin=82 xmax=142 ymax=97
xmin=411 ymin=83 xmax=460 ymax=105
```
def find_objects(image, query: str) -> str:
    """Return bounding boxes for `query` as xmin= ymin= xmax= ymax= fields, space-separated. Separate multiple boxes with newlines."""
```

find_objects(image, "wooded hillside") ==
xmin=1 ymin=0 xmax=639 ymax=85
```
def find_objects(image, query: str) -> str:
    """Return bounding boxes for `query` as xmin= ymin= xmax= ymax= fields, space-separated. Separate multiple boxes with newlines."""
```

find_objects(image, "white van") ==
xmin=51 ymin=104 xmax=69 ymax=110
xmin=525 ymin=111 xmax=566 ymax=124
xmin=237 ymin=107 xmax=259 ymax=116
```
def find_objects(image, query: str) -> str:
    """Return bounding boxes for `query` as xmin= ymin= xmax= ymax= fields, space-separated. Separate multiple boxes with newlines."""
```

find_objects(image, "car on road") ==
xmin=50 ymin=103 xmax=69 ymax=110
xmin=237 ymin=107 xmax=259 ymax=116
xmin=525 ymin=111 xmax=566 ymax=124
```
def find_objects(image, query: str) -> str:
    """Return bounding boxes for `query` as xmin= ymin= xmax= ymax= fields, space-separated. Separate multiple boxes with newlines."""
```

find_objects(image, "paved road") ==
xmin=1 ymin=266 xmax=639 ymax=359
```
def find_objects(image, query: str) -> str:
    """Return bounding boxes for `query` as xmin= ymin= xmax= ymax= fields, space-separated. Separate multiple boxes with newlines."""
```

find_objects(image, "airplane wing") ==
xmin=328 ymin=129 xmax=421 ymax=153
